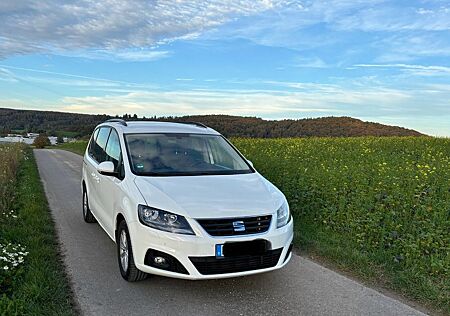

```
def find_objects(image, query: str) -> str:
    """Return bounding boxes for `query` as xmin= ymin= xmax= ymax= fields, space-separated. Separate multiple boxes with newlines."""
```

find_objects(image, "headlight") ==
xmin=277 ymin=201 xmax=290 ymax=228
xmin=138 ymin=205 xmax=195 ymax=235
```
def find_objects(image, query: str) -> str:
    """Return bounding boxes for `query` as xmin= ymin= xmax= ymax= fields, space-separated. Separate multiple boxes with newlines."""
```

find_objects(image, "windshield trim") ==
xmin=123 ymin=133 xmax=255 ymax=177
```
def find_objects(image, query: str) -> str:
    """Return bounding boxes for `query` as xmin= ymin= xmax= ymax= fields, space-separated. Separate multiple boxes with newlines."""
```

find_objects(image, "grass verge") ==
xmin=56 ymin=141 xmax=87 ymax=156
xmin=0 ymin=147 xmax=75 ymax=315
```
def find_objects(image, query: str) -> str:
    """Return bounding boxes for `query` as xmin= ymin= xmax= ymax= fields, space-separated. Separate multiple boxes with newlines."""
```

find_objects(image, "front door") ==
xmin=96 ymin=128 xmax=125 ymax=238
xmin=87 ymin=126 xmax=112 ymax=230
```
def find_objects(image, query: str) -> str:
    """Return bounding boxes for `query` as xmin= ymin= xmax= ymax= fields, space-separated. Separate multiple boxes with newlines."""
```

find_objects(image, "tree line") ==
xmin=0 ymin=108 xmax=424 ymax=138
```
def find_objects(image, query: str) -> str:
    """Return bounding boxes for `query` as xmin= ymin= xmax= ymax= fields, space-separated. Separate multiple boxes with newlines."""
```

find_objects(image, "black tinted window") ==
xmin=93 ymin=127 xmax=111 ymax=163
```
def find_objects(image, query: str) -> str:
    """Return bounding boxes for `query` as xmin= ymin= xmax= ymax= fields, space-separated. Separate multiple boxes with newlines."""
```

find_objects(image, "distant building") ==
xmin=0 ymin=136 xmax=35 ymax=145
xmin=0 ymin=133 xmax=58 ymax=145
xmin=48 ymin=136 xmax=58 ymax=145
xmin=64 ymin=137 xmax=76 ymax=143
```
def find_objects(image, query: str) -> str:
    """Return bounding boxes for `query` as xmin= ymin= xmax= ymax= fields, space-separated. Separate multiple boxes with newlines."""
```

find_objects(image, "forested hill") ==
xmin=0 ymin=108 xmax=424 ymax=138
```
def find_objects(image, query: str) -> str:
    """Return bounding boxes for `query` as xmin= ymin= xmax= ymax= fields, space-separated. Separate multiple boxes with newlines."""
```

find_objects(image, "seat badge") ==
xmin=232 ymin=220 xmax=246 ymax=232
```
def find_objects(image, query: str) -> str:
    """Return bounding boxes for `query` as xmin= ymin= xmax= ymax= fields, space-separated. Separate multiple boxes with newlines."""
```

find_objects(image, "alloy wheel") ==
xmin=83 ymin=191 xmax=88 ymax=217
xmin=119 ymin=230 xmax=129 ymax=272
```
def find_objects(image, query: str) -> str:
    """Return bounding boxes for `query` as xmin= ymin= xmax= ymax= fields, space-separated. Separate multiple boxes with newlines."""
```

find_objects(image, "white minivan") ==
xmin=82 ymin=119 xmax=293 ymax=281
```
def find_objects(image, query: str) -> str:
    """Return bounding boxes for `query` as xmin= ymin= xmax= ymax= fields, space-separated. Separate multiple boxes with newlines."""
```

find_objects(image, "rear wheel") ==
xmin=117 ymin=220 xmax=148 ymax=282
xmin=82 ymin=188 xmax=96 ymax=223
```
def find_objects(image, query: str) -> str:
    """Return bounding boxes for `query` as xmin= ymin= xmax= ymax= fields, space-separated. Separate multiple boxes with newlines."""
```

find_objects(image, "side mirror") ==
xmin=247 ymin=160 xmax=254 ymax=167
xmin=97 ymin=161 xmax=117 ymax=176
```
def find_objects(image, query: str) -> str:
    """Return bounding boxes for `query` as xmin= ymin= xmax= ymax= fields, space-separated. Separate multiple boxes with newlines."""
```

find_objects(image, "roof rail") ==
xmin=176 ymin=121 xmax=208 ymax=128
xmin=105 ymin=119 xmax=128 ymax=126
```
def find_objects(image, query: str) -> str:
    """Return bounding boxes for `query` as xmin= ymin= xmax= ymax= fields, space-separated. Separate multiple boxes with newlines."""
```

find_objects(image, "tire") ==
xmin=117 ymin=220 xmax=148 ymax=282
xmin=82 ymin=188 xmax=97 ymax=223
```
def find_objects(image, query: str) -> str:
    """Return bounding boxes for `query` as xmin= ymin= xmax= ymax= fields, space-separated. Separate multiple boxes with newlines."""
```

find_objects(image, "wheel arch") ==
xmin=115 ymin=213 xmax=126 ymax=242
xmin=81 ymin=178 xmax=91 ymax=200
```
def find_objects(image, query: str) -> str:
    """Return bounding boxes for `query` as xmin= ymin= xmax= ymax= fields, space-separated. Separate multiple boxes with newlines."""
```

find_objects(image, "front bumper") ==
xmin=128 ymin=218 xmax=294 ymax=280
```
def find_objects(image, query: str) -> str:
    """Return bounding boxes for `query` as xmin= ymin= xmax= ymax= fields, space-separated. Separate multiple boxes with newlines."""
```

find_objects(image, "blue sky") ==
xmin=0 ymin=0 xmax=449 ymax=136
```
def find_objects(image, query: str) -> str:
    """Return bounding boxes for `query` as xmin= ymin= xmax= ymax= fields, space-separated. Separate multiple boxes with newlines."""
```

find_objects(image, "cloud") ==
xmin=0 ymin=65 xmax=159 ymax=89
xmin=0 ymin=98 xmax=27 ymax=108
xmin=0 ymin=68 xmax=18 ymax=82
xmin=262 ymin=80 xmax=341 ymax=92
xmin=57 ymin=49 xmax=171 ymax=62
xmin=3 ymin=70 xmax=450 ymax=135
xmin=51 ymin=82 xmax=424 ymax=120
xmin=2 ymin=1 xmax=449 ymax=65
xmin=203 ymin=0 xmax=450 ymax=64
xmin=0 ymin=0 xmax=285 ymax=59
xmin=372 ymin=34 xmax=450 ymax=62
xmin=0 ymin=37 xmax=44 ymax=57
xmin=59 ymin=89 xmax=343 ymax=117
xmin=335 ymin=4 xmax=450 ymax=32
xmin=4 ymin=63 xmax=448 ymax=121
xmin=293 ymin=56 xmax=328 ymax=68
xmin=354 ymin=63 xmax=450 ymax=76
xmin=112 ymin=50 xmax=170 ymax=62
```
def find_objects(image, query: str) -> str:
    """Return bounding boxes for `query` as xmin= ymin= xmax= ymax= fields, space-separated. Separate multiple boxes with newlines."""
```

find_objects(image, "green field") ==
xmin=57 ymin=137 xmax=449 ymax=312
xmin=0 ymin=144 xmax=75 ymax=315
xmin=235 ymin=136 xmax=450 ymax=312
xmin=57 ymin=141 xmax=88 ymax=155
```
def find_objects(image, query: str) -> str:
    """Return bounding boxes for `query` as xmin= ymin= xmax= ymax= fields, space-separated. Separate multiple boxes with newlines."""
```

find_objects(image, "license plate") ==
xmin=215 ymin=240 xmax=268 ymax=258
xmin=215 ymin=244 xmax=224 ymax=258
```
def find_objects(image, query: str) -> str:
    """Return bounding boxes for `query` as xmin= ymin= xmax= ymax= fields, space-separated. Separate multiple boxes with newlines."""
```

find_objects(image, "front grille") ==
xmin=189 ymin=248 xmax=282 ymax=275
xmin=197 ymin=215 xmax=272 ymax=236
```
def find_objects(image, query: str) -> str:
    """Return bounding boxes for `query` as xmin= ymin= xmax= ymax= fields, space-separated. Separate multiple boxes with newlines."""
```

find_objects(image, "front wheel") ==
xmin=82 ymin=188 xmax=96 ymax=223
xmin=117 ymin=221 xmax=148 ymax=282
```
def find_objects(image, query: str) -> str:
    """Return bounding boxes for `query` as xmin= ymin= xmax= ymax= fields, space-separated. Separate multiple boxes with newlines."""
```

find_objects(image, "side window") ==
xmin=105 ymin=130 xmax=120 ymax=166
xmin=88 ymin=128 xmax=99 ymax=158
xmin=105 ymin=129 xmax=125 ymax=180
xmin=93 ymin=127 xmax=111 ymax=163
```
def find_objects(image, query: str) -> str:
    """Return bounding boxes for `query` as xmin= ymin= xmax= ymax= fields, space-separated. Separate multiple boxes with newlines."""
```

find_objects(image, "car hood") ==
xmin=134 ymin=173 xmax=284 ymax=219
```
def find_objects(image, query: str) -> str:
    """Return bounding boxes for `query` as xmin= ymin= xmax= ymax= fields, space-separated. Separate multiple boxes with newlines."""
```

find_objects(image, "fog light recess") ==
xmin=144 ymin=249 xmax=189 ymax=275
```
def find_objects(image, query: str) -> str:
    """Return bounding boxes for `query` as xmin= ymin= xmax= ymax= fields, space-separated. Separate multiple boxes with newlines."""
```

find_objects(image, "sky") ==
xmin=0 ymin=0 xmax=449 ymax=136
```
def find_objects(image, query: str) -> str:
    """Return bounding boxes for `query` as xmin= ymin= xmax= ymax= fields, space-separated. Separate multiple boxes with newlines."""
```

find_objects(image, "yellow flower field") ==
xmin=234 ymin=136 xmax=449 ymax=311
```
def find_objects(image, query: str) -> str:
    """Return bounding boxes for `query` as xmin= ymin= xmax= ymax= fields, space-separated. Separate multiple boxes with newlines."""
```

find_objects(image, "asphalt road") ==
xmin=34 ymin=149 xmax=427 ymax=316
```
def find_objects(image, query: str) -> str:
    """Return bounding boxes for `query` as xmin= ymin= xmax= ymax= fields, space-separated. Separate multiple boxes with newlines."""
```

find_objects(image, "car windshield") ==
xmin=124 ymin=133 xmax=253 ymax=176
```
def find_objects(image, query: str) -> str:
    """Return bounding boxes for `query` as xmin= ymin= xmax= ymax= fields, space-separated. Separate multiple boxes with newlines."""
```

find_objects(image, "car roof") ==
xmin=98 ymin=121 xmax=221 ymax=135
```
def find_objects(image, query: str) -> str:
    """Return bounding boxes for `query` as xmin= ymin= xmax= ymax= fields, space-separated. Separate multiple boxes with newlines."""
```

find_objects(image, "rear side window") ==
xmin=92 ymin=127 xmax=111 ymax=163
xmin=88 ymin=128 xmax=99 ymax=157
